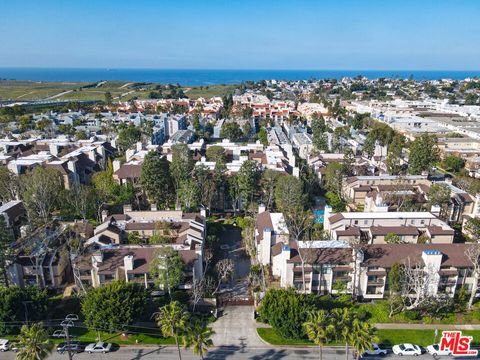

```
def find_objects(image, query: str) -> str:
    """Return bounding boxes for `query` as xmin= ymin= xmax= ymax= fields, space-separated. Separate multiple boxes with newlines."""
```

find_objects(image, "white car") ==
xmin=364 ymin=343 xmax=388 ymax=356
xmin=0 ymin=339 xmax=9 ymax=351
xmin=85 ymin=342 xmax=112 ymax=354
xmin=426 ymin=344 xmax=451 ymax=356
xmin=393 ymin=343 xmax=423 ymax=356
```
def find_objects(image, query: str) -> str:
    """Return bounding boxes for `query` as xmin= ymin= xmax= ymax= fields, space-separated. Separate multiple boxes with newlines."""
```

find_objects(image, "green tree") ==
xmin=304 ymin=310 xmax=333 ymax=360
xmin=205 ymin=146 xmax=226 ymax=163
xmin=350 ymin=318 xmax=377 ymax=360
xmin=155 ymin=301 xmax=189 ymax=360
xmin=408 ymin=134 xmax=440 ymax=175
xmin=342 ymin=148 xmax=355 ymax=176
xmin=0 ymin=216 xmax=14 ymax=286
xmin=35 ymin=119 xmax=53 ymax=132
xmin=260 ymin=169 xmax=280 ymax=210
xmin=465 ymin=217 xmax=480 ymax=240
xmin=258 ymin=127 xmax=268 ymax=146
xmin=117 ymin=124 xmax=142 ymax=152
xmin=149 ymin=247 xmax=184 ymax=296
xmin=0 ymin=286 xmax=48 ymax=334
xmin=178 ymin=179 xmax=200 ymax=211
xmin=257 ymin=288 xmax=315 ymax=339
xmin=384 ymin=232 xmax=401 ymax=244
xmin=104 ymin=91 xmax=113 ymax=105
xmin=81 ymin=281 xmax=147 ymax=332
xmin=325 ymin=191 xmax=346 ymax=212
xmin=15 ymin=322 xmax=53 ymax=360
xmin=237 ymin=160 xmax=260 ymax=212
xmin=171 ymin=144 xmax=194 ymax=207
xmin=140 ymin=151 xmax=173 ymax=208
xmin=220 ymin=122 xmax=243 ymax=141
xmin=362 ymin=135 xmax=375 ymax=159
xmin=75 ymin=129 xmax=88 ymax=140
xmin=0 ymin=166 xmax=19 ymax=204
xmin=183 ymin=320 xmax=214 ymax=360
xmin=428 ymin=183 xmax=451 ymax=220
xmin=274 ymin=175 xmax=305 ymax=212
xmin=443 ymin=156 xmax=465 ymax=173
xmin=324 ymin=161 xmax=345 ymax=196
xmin=20 ymin=167 xmax=63 ymax=225
xmin=312 ymin=115 xmax=329 ymax=152
xmin=386 ymin=135 xmax=405 ymax=175
xmin=128 ymin=231 xmax=143 ymax=244
xmin=330 ymin=307 xmax=353 ymax=360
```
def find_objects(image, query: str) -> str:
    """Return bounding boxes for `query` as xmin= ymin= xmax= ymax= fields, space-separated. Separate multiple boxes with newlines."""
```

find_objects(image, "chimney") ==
xmin=200 ymin=207 xmax=207 ymax=218
xmin=113 ymin=159 xmax=121 ymax=173
xmin=258 ymin=203 xmax=266 ymax=214
xmin=101 ymin=210 xmax=108 ymax=223
xmin=49 ymin=143 xmax=59 ymax=156
xmin=92 ymin=251 xmax=103 ymax=265
xmin=136 ymin=142 xmax=143 ymax=152
xmin=124 ymin=255 xmax=134 ymax=272
xmin=123 ymin=204 xmax=132 ymax=214
xmin=151 ymin=203 xmax=157 ymax=211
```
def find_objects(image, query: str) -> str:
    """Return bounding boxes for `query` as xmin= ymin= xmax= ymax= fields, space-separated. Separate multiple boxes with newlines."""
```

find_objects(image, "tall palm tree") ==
xmin=15 ymin=322 xmax=53 ymax=360
xmin=303 ymin=310 xmax=334 ymax=360
xmin=183 ymin=319 xmax=215 ymax=359
xmin=349 ymin=319 xmax=377 ymax=360
xmin=330 ymin=307 xmax=353 ymax=360
xmin=154 ymin=301 xmax=189 ymax=360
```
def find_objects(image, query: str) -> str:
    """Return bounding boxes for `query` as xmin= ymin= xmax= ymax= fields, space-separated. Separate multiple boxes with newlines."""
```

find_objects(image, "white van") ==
xmin=0 ymin=339 xmax=10 ymax=351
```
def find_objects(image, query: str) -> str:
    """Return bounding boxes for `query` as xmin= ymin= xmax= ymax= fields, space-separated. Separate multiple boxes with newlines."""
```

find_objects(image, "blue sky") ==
xmin=0 ymin=0 xmax=479 ymax=70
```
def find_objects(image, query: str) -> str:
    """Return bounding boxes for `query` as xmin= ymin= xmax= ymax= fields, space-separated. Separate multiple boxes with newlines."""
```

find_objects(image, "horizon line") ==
xmin=1 ymin=67 xmax=480 ymax=72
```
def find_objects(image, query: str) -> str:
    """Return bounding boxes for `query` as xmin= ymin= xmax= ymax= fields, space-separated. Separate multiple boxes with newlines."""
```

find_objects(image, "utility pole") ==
xmin=57 ymin=314 xmax=78 ymax=360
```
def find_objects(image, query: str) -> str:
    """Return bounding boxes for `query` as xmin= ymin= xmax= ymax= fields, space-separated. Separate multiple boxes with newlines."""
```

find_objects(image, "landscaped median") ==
xmin=257 ymin=328 xmax=480 ymax=347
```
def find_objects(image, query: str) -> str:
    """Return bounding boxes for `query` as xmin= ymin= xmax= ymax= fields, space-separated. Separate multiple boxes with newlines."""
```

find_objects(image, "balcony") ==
xmin=367 ymin=278 xmax=385 ymax=286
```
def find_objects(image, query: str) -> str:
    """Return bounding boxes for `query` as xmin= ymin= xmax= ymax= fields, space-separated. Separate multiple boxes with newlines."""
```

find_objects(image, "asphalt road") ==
xmin=0 ymin=347 xmax=463 ymax=360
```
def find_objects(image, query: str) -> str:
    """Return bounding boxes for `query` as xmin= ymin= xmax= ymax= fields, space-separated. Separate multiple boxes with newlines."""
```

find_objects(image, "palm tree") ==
xmin=154 ymin=301 xmax=189 ymax=360
xmin=330 ymin=307 xmax=353 ymax=360
xmin=349 ymin=319 xmax=377 ymax=360
xmin=303 ymin=310 xmax=334 ymax=360
xmin=15 ymin=322 xmax=53 ymax=360
xmin=183 ymin=319 xmax=215 ymax=359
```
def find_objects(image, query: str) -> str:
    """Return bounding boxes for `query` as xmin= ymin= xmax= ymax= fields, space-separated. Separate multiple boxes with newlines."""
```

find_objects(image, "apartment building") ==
xmin=324 ymin=207 xmax=455 ymax=244
xmin=343 ymin=175 xmax=478 ymax=223
xmin=73 ymin=209 xmax=206 ymax=290
xmin=278 ymin=241 xmax=478 ymax=300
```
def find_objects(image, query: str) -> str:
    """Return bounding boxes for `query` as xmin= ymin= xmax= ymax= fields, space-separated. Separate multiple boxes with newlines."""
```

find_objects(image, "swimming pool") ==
xmin=314 ymin=209 xmax=325 ymax=223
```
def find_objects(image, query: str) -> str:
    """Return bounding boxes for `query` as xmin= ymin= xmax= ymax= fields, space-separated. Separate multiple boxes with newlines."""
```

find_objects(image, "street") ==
xmin=0 ymin=346 xmax=453 ymax=360
xmin=0 ymin=345 xmax=480 ymax=360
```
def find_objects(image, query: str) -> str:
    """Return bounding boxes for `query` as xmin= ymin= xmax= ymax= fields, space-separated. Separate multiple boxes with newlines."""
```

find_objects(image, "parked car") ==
xmin=10 ymin=344 xmax=23 ymax=352
xmin=85 ymin=342 xmax=112 ymax=354
xmin=364 ymin=343 xmax=388 ymax=356
xmin=0 ymin=339 xmax=10 ymax=351
xmin=393 ymin=343 xmax=423 ymax=356
xmin=56 ymin=341 xmax=84 ymax=354
xmin=426 ymin=344 xmax=451 ymax=356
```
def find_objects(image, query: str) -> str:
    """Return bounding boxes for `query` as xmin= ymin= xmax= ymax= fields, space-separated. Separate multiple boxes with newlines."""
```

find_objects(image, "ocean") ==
xmin=0 ymin=68 xmax=479 ymax=86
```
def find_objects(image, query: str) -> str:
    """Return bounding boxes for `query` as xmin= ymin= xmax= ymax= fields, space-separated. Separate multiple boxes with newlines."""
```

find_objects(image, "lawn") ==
xmin=257 ymin=328 xmax=480 ymax=348
xmin=183 ymin=84 xmax=237 ymax=99
xmin=2 ymin=327 xmax=175 ymax=346
xmin=257 ymin=328 xmax=314 ymax=346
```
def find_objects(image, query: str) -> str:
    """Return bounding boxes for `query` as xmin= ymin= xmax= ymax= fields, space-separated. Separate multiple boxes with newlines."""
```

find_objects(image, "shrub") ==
xmin=403 ymin=310 xmax=421 ymax=321
xmin=0 ymin=286 xmax=48 ymax=334
xmin=257 ymin=288 xmax=316 ymax=339
xmin=82 ymin=281 xmax=147 ymax=332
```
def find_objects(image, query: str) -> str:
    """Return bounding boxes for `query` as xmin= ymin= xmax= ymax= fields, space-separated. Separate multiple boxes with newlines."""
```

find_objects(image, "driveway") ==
xmin=211 ymin=305 xmax=267 ymax=348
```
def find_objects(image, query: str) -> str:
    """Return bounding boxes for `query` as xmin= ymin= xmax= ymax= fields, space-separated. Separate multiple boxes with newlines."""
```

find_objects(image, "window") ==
xmin=364 ymin=220 xmax=368 ymax=225
xmin=420 ymin=220 xmax=425 ymax=225
xmin=354 ymin=220 xmax=358 ymax=225
xmin=410 ymin=219 xmax=415 ymax=224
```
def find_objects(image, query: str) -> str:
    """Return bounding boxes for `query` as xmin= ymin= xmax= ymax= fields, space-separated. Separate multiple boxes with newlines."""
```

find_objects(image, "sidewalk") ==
xmin=375 ymin=323 xmax=480 ymax=330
